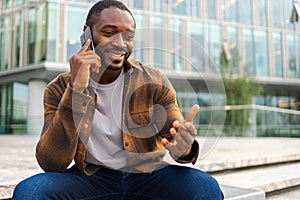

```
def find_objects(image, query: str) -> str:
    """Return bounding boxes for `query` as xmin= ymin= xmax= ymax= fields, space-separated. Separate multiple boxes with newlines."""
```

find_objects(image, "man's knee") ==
xmin=12 ymin=173 xmax=59 ymax=200
xmin=13 ymin=176 xmax=40 ymax=200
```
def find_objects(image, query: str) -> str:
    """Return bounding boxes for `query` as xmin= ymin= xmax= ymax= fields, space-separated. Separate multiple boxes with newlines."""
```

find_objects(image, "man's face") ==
xmin=91 ymin=7 xmax=135 ymax=70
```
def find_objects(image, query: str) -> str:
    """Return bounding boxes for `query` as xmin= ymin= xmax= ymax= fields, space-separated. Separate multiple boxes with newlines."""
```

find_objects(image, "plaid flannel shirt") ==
xmin=36 ymin=58 xmax=199 ymax=176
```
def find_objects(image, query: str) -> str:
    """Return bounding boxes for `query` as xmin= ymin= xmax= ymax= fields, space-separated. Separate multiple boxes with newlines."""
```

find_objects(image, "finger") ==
xmin=185 ymin=104 xmax=200 ymax=122
xmin=172 ymin=120 xmax=180 ymax=129
xmin=161 ymin=138 xmax=170 ymax=146
xmin=79 ymin=39 xmax=92 ymax=53
xmin=169 ymin=127 xmax=177 ymax=135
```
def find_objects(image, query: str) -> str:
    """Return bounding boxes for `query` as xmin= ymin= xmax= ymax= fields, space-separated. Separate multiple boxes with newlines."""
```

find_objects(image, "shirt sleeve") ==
xmin=36 ymin=80 xmax=93 ymax=172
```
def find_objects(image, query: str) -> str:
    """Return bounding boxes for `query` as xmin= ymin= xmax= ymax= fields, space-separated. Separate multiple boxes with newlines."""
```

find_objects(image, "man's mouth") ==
xmin=108 ymin=51 xmax=126 ymax=62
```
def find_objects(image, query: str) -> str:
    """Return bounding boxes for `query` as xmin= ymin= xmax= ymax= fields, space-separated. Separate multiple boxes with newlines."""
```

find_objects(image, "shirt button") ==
xmin=124 ymin=142 xmax=129 ymax=146
xmin=84 ymin=123 xmax=89 ymax=129
xmin=82 ymin=102 xmax=87 ymax=106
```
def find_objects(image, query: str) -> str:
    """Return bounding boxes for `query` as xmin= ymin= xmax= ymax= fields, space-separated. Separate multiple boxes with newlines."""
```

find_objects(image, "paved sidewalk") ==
xmin=1 ymin=135 xmax=300 ymax=199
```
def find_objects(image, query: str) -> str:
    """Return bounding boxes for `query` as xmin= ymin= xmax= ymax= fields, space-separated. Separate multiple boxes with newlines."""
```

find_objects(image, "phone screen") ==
xmin=80 ymin=26 xmax=95 ymax=51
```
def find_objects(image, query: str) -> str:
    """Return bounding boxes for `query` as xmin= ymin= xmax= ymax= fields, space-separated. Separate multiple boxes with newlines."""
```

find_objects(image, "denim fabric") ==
xmin=13 ymin=165 xmax=223 ymax=200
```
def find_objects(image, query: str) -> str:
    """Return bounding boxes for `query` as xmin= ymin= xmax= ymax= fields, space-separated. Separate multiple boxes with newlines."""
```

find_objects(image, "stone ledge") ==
xmin=198 ymin=153 xmax=300 ymax=172
xmin=221 ymin=185 xmax=265 ymax=200
xmin=0 ymin=186 xmax=14 ymax=200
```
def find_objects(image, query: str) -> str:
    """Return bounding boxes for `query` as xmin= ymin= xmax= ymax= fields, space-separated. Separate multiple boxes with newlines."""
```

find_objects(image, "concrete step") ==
xmin=196 ymin=137 xmax=300 ymax=173
xmin=220 ymin=185 xmax=265 ymax=200
xmin=212 ymin=161 xmax=300 ymax=194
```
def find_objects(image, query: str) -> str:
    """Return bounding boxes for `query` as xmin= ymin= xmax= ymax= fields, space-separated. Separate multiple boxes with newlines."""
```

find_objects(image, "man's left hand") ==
xmin=162 ymin=104 xmax=200 ymax=159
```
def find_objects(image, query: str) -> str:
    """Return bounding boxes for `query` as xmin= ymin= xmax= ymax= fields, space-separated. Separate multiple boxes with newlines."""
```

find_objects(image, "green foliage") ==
xmin=220 ymin=47 xmax=263 ymax=136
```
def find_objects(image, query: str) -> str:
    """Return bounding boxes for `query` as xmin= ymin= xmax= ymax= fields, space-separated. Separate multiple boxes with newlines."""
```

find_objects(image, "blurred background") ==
xmin=0 ymin=0 xmax=299 ymax=137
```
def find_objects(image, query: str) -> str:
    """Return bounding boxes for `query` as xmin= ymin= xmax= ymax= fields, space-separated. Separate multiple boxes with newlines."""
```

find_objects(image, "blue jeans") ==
xmin=13 ymin=165 xmax=223 ymax=200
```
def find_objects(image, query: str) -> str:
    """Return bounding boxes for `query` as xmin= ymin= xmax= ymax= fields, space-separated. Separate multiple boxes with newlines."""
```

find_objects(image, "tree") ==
xmin=220 ymin=43 xmax=263 ymax=136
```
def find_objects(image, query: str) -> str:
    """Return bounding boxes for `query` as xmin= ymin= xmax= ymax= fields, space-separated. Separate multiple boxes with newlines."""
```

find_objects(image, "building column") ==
xmin=27 ymin=79 xmax=47 ymax=135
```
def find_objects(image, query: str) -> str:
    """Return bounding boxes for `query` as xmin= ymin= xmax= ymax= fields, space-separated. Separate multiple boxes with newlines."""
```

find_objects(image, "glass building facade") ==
xmin=0 ymin=0 xmax=299 ymax=136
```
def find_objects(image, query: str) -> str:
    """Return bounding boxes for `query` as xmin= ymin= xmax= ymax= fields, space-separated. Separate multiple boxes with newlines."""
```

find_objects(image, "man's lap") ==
xmin=12 ymin=165 xmax=223 ymax=200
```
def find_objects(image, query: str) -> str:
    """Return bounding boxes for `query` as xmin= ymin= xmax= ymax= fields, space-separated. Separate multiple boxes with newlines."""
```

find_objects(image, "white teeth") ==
xmin=110 ymin=52 xmax=125 ymax=57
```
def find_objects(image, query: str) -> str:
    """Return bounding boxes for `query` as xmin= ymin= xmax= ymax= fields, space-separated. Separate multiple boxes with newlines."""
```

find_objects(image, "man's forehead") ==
xmin=97 ymin=7 xmax=135 ymax=28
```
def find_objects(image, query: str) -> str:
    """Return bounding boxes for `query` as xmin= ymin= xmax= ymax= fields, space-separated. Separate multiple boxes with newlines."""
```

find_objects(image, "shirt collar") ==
xmin=125 ymin=57 xmax=143 ymax=72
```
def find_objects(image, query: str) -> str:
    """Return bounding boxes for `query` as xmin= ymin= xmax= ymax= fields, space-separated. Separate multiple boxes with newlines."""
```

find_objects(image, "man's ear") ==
xmin=83 ymin=25 xmax=88 ymax=32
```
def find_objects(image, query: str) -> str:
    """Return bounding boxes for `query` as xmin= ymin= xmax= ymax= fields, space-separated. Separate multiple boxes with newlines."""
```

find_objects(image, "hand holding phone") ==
xmin=80 ymin=26 xmax=95 ymax=51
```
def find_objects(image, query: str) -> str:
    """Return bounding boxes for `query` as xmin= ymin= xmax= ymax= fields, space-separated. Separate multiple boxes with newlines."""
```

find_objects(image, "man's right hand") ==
xmin=69 ymin=39 xmax=101 ymax=93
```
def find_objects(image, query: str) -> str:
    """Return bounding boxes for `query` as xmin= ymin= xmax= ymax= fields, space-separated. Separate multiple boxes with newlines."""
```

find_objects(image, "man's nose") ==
xmin=111 ymin=33 xmax=127 ymax=48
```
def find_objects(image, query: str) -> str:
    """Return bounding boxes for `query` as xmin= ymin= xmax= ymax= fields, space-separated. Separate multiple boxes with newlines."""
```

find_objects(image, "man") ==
xmin=13 ymin=0 xmax=223 ymax=199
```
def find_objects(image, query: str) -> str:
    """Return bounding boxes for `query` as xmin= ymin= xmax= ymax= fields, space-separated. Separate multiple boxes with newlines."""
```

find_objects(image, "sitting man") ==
xmin=13 ymin=0 xmax=224 ymax=199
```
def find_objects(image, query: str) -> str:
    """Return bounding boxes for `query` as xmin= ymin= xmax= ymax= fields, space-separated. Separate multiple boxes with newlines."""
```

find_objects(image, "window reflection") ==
xmin=0 ymin=17 xmax=11 ymax=70
xmin=271 ymin=0 xmax=293 ymax=30
xmin=254 ymin=30 xmax=268 ymax=76
xmin=207 ymin=24 xmax=221 ymax=72
xmin=238 ymin=0 xmax=252 ymax=24
xmin=150 ymin=16 xmax=165 ymax=69
xmin=205 ymin=0 xmax=216 ymax=19
xmin=66 ymin=4 xmax=88 ymax=62
xmin=133 ymin=0 xmax=145 ymax=10
xmin=272 ymin=33 xmax=283 ymax=77
xmin=227 ymin=26 xmax=239 ymax=74
xmin=256 ymin=0 xmax=267 ymax=26
xmin=131 ymin=14 xmax=145 ymax=63
xmin=13 ymin=12 xmax=22 ymax=68
xmin=150 ymin=0 xmax=163 ymax=12
xmin=221 ymin=0 xmax=237 ymax=22
xmin=46 ymin=3 xmax=58 ymax=62
xmin=187 ymin=21 xmax=205 ymax=72
xmin=243 ymin=28 xmax=254 ymax=74
xmin=287 ymin=34 xmax=297 ymax=78
xmin=170 ymin=18 xmax=183 ymax=71
xmin=26 ymin=4 xmax=47 ymax=65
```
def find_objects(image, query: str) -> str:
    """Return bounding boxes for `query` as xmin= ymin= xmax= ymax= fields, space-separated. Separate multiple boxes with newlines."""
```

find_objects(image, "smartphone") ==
xmin=80 ymin=26 xmax=95 ymax=51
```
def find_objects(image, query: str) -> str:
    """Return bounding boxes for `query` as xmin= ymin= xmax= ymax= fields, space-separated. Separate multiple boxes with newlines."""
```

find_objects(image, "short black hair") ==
xmin=85 ymin=0 xmax=135 ymax=27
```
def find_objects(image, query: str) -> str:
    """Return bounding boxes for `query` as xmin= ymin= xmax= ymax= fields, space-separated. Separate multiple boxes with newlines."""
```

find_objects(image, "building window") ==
xmin=221 ymin=0 xmax=237 ymax=22
xmin=170 ymin=18 xmax=183 ymax=71
xmin=13 ymin=12 xmax=22 ymax=68
xmin=12 ymin=82 xmax=28 ymax=134
xmin=207 ymin=24 xmax=222 ymax=72
xmin=0 ymin=17 xmax=11 ymax=71
xmin=0 ymin=84 xmax=12 ymax=134
xmin=150 ymin=16 xmax=165 ymax=69
xmin=150 ymin=0 xmax=163 ymax=13
xmin=205 ymin=0 xmax=216 ymax=19
xmin=271 ymin=0 xmax=294 ymax=30
xmin=170 ymin=0 xmax=187 ymax=16
xmin=226 ymin=26 xmax=239 ymax=74
xmin=238 ymin=0 xmax=252 ymax=25
xmin=26 ymin=4 xmax=47 ymax=65
xmin=287 ymin=34 xmax=298 ymax=78
xmin=253 ymin=30 xmax=268 ymax=77
xmin=46 ymin=2 xmax=58 ymax=62
xmin=272 ymin=32 xmax=283 ymax=77
xmin=187 ymin=21 xmax=205 ymax=72
xmin=190 ymin=0 xmax=199 ymax=17
xmin=66 ymin=4 xmax=88 ymax=62
xmin=256 ymin=0 xmax=267 ymax=26
xmin=243 ymin=28 xmax=254 ymax=74
xmin=132 ymin=0 xmax=145 ymax=10
xmin=131 ymin=13 xmax=145 ymax=63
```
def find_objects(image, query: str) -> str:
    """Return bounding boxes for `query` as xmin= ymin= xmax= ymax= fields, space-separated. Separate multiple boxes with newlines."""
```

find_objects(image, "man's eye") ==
xmin=124 ymin=34 xmax=134 ymax=41
xmin=102 ymin=31 xmax=114 ymax=36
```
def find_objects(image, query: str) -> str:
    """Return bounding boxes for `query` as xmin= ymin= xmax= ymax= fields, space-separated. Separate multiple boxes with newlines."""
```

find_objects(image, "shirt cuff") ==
xmin=175 ymin=140 xmax=199 ymax=164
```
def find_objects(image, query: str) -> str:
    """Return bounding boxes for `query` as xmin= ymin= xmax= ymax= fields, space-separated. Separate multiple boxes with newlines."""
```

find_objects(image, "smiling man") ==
xmin=12 ymin=0 xmax=223 ymax=199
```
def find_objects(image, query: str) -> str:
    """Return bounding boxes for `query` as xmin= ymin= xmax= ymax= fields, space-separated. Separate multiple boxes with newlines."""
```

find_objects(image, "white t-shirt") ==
xmin=85 ymin=69 xmax=126 ymax=170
